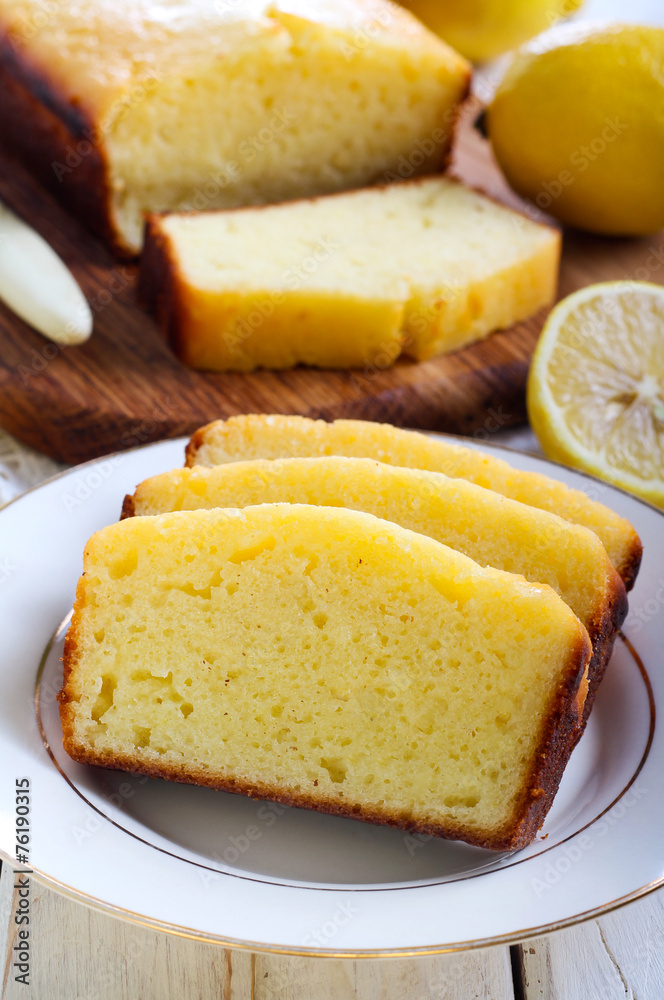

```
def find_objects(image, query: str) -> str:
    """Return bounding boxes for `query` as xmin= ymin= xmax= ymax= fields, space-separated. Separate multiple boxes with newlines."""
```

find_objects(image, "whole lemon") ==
xmin=487 ymin=23 xmax=664 ymax=236
xmin=397 ymin=0 xmax=584 ymax=62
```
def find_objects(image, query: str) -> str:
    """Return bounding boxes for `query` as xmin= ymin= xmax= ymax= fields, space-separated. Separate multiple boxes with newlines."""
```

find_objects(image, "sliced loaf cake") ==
xmin=122 ymin=456 xmax=627 ymax=719
xmin=186 ymin=415 xmax=642 ymax=589
xmin=60 ymin=504 xmax=591 ymax=851
xmin=0 ymin=0 xmax=470 ymax=255
xmin=140 ymin=177 xmax=560 ymax=368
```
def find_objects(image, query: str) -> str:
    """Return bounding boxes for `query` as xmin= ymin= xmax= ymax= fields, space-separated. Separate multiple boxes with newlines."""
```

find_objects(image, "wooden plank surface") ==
xmin=3 ymin=866 xmax=663 ymax=999
xmin=0 ymin=864 xmax=515 ymax=1000
xmin=514 ymin=891 xmax=664 ymax=999
xmin=0 ymin=113 xmax=661 ymax=465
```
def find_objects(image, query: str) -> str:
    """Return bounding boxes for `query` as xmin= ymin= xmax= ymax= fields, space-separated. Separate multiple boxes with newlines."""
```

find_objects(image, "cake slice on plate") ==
xmin=59 ymin=504 xmax=591 ymax=851
xmin=122 ymin=455 xmax=626 ymax=720
xmin=185 ymin=415 xmax=642 ymax=589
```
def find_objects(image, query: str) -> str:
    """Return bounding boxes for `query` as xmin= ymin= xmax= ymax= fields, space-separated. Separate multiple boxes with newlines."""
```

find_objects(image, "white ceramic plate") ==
xmin=0 ymin=436 xmax=661 ymax=956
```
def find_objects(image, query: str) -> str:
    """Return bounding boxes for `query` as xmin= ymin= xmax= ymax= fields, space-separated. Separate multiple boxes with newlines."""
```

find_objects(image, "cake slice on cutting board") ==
xmin=0 ymin=0 xmax=470 ymax=255
xmin=59 ymin=503 xmax=591 ymax=851
xmin=139 ymin=176 xmax=560 ymax=370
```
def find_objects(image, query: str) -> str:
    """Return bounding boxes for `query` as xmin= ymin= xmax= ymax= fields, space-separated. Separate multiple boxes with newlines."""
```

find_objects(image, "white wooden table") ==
xmin=0 ymin=866 xmax=663 ymax=999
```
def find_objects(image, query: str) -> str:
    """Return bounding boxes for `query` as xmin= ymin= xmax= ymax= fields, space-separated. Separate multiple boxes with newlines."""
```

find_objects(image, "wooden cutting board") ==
xmin=0 ymin=115 xmax=662 ymax=465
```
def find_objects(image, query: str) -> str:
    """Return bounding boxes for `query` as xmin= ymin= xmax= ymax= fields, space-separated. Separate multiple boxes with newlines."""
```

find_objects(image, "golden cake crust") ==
xmin=0 ymin=38 xmax=126 ymax=254
xmin=139 ymin=174 xmax=558 ymax=371
xmin=120 ymin=494 xmax=137 ymax=519
xmin=581 ymin=573 xmax=626 ymax=721
xmin=139 ymin=216 xmax=193 ymax=356
xmin=614 ymin=542 xmax=644 ymax=595
xmin=184 ymin=414 xmax=642 ymax=589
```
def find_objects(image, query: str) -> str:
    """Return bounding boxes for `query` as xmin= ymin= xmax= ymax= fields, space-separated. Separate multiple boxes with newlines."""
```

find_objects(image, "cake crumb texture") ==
xmin=60 ymin=503 xmax=591 ymax=851
xmin=0 ymin=0 xmax=470 ymax=253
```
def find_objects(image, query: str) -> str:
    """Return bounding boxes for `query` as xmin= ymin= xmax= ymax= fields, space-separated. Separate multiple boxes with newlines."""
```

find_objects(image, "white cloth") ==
xmin=0 ymin=427 xmax=65 ymax=506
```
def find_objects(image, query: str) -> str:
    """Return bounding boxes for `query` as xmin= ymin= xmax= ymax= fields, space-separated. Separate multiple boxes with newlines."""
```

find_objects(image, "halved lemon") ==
xmin=527 ymin=282 xmax=664 ymax=507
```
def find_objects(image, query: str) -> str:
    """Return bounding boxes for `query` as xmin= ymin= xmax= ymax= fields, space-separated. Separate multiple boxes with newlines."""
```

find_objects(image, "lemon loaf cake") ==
xmin=140 ymin=176 xmax=560 ymax=369
xmin=186 ymin=415 xmax=642 ymax=589
xmin=122 ymin=456 xmax=626 ymax=718
xmin=60 ymin=504 xmax=591 ymax=851
xmin=0 ymin=0 xmax=470 ymax=256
